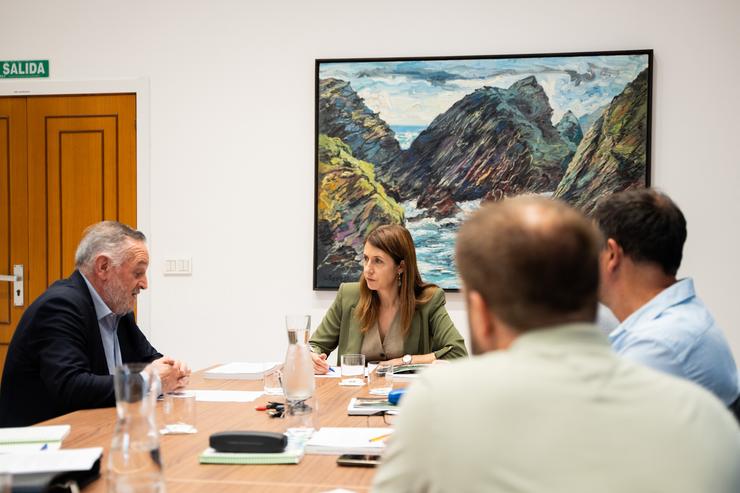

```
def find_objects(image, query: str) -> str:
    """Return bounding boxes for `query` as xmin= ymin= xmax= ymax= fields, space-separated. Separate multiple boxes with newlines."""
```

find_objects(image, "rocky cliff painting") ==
xmin=315 ymin=51 xmax=652 ymax=289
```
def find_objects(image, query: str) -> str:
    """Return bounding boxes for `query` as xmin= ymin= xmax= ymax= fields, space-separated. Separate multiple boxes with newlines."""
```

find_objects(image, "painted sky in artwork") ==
xmin=320 ymin=54 xmax=649 ymax=126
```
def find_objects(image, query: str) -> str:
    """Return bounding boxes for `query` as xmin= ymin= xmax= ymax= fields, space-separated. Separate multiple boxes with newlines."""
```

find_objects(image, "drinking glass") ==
xmin=368 ymin=363 xmax=393 ymax=395
xmin=160 ymin=390 xmax=197 ymax=435
xmin=283 ymin=394 xmax=319 ymax=440
xmin=263 ymin=365 xmax=284 ymax=396
xmin=340 ymin=354 xmax=365 ymax=385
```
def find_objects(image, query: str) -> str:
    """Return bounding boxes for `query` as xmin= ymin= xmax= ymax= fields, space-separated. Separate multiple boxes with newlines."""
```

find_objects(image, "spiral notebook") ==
xmin=199 ymin=440 xmax=304 ymax=465
xmin=0 ymin=424 xmax=70 ymax=452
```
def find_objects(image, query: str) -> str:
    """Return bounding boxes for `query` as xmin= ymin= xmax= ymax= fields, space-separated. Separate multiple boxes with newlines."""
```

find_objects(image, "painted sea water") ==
xmin=403 ymin=199 xmax=481 ymax=289
xmin=390 ymin=125 xmax=426 ymax=150
xmin=393 ymin=125 xmax=475 ymax=289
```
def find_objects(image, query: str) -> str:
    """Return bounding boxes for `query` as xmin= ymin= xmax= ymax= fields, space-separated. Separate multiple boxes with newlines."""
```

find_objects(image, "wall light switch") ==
xmin=164 ymin=257 xmax=192 ymax=276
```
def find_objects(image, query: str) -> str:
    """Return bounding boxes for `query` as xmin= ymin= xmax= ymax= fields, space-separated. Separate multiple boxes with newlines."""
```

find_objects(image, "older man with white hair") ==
xmin=0 ymin=221 xmax=189 ymax=427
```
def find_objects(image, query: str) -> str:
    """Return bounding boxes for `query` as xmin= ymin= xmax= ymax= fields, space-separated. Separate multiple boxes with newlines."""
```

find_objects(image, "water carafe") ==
xmin=108 ymin=363 xmax=165 ymax=493
xmin=281 ymin=315 xmax=318 ymax=437
xmin=282 ymin=315 xmax=315 ymax=401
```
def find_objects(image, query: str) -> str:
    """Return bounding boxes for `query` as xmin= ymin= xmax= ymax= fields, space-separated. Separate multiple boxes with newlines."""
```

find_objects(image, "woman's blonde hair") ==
xmin=356 ymin=224 xmax=436 ymax=335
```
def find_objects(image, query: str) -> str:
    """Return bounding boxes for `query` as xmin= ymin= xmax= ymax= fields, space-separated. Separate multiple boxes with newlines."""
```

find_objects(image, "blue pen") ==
xmin=40 ymin=443 xmax=48 ymax=451
xmin=328 ymin=367 xmax=336 ymax=373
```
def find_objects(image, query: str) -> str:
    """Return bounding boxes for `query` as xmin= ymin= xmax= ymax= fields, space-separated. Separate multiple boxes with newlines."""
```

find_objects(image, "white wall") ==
xmin=2 ymin=0 xmax=739 ymax=370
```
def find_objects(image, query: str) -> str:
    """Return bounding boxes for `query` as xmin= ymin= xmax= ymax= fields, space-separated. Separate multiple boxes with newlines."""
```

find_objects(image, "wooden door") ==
xmin=0 ymin=98 xmax=28 ymax=374
xmin=0 ymin=94 xmax=137 ymax=378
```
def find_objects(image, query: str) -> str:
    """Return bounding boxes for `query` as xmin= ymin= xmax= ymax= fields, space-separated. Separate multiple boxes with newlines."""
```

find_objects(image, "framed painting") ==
xmin=314 ymin=50 xmax=652 ymax=290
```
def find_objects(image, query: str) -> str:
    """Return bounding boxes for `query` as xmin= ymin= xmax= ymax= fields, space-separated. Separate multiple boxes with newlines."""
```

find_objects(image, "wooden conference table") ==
xmin=41 ymin=371 xmax=393 ymax=492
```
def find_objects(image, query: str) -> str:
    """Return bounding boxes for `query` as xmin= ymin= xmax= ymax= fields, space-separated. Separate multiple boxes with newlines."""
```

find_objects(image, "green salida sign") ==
xmin=0 ymin=60 xmax=49 ymax=79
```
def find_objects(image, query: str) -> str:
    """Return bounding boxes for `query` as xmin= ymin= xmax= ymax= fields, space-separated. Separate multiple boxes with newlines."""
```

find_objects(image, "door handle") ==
xmin=0 ymin=264 xmax=23 ymax=307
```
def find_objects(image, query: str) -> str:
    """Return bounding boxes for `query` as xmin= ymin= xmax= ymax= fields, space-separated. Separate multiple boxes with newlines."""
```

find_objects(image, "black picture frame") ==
xmin=314 ymin=49 xmax=653 ymax=291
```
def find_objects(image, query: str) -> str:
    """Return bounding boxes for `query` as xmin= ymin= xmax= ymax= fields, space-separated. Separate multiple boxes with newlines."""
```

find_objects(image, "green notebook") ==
xmin=199 ymin=441 xmax=305 ymax=465
xmin=0 ymin=424 xmax=70 ymax=452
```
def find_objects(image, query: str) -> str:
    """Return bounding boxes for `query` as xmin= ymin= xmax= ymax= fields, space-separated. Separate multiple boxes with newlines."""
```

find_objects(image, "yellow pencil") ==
xmin=368 ymin=433 xmax=393 ymax=443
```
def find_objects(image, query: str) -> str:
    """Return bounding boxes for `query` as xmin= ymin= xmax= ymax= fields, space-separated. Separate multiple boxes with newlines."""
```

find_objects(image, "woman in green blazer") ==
xmin=310 ymin=225 xmax=468 ymax=374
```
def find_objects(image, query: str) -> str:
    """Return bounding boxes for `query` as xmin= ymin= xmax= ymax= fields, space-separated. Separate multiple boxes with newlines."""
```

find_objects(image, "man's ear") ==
xmin=467 ymin=290 xmax=496 ymax=352
xmin=92 ymin=254 xmax=112 ymax=280
xmin=604 ymin=238 xmax=624 ymax=274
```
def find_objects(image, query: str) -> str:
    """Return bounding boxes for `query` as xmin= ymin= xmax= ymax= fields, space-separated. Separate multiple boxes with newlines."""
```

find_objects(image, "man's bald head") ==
xmin=456 ymin=195 xmax=601 ymax=331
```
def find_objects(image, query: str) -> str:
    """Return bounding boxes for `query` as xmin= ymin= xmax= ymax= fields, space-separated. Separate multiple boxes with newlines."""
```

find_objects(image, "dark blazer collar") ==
xmin=70 ymin=270 xmax=113 ymax=375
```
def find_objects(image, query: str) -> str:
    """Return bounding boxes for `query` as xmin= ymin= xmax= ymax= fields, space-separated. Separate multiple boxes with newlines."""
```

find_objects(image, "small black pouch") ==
xmin=209 ymin=431 xmax=287 ymax=453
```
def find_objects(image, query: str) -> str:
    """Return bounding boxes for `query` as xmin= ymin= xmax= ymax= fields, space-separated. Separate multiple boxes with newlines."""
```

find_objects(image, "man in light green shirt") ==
xmin=373 ymin=196 xmax=740 ymax=493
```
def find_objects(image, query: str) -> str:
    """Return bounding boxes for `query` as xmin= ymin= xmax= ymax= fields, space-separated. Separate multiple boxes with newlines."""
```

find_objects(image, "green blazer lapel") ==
xmin=402 ymin=312 xmax=423 ymax=355
xmin=343 ymin=304 xmax=364 ymax=356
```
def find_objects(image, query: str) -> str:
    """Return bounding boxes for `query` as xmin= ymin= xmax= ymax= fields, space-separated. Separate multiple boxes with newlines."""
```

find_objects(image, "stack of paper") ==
xmin=0 ymin=425 xmax=70 ymax=453
xmin=204 ymin=362 xmax=281 ymax=380
xmin=0 ymin=447 xmax=102 ymax=473
xmin=199 ymin=440 xmax=304 ymax=465
xmin=347 ymin=397 xmax=397 ymax=416
xmin=305 ymin=427 xmax=394 ymax=455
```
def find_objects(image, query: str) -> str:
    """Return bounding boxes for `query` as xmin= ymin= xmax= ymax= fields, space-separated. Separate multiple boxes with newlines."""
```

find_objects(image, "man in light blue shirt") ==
xmin=374 ymin=196 xmax=740 ymax=493
xmin=594 ymin=189 xmax=740 ymax=407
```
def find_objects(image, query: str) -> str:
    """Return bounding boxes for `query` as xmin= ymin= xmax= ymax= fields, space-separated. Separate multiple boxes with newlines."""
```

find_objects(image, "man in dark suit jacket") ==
xmin=0 ymin=221 xmax=190 ymax=427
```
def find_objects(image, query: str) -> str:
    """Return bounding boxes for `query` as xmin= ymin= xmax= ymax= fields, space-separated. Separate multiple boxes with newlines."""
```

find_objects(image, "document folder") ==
xmin=10 ymin=457 xmax=101 ymax=493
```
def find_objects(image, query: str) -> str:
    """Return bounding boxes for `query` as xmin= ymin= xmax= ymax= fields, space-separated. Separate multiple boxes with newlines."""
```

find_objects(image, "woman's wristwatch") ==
xmin=402 ymin=354 xmax=412 ymax=365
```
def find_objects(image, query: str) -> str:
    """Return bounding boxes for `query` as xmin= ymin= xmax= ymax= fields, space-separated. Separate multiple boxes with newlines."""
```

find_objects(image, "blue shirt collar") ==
xmin=609 ymin=278 xmax=696 ymax=341
xmin=80 ymin=272 xmax=116 ymax=322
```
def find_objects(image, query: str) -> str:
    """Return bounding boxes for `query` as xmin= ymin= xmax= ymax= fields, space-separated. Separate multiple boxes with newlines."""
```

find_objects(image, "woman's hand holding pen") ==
xmin=311 ymin=351 xmax=331 ymax=374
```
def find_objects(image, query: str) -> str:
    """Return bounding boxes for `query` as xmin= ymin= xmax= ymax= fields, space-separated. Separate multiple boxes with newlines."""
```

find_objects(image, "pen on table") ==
xmin=368 ymin=433 xmax=393 ymax=443
xmin=40 ymin=443 xmax=48 ymax=451
xmin=256 ymin=402 xmax=284 ymax=411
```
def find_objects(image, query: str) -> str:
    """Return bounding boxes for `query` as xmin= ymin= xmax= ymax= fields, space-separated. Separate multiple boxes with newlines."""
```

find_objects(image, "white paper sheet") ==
xmin=0 ymin=447 xmax=102 ymax=473
xmin=315 ymin=366 xmax=341 ymax=378
xmin=203 ymin=362 xmax=281 ymax=380
xmin=192 ymin=390 xmax=264 ymax=403
xmin=305 ymin=427 xmax=393 ymax=455
xmin=315 ymin=366 xmax=372 ymax=378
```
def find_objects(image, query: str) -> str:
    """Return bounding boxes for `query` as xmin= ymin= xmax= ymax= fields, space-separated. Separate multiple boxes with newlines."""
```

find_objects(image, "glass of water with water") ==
xmin=160 ymin=390 xmax=197 ymax=434
xmin=340 ymin=354 xmax=365 ymax=386
xmin=368 ymin=363 xmax=394 ymax=395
